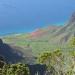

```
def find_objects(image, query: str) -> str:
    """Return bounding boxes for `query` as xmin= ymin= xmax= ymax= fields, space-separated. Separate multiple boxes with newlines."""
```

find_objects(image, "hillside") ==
xmin=0 ymin=39 xmax=36 ymax=64
xmin=51 ymin=12 xmax=75 ymax=44
xmin=1 ymin=26 xmax=61 ymax=55
xmin=1 ymin=13 xmax=75 ymax=57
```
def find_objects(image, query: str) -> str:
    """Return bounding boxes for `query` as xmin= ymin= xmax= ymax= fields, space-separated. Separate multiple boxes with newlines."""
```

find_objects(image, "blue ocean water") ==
xmin=0 ymin=0 xmax=75 ymax=35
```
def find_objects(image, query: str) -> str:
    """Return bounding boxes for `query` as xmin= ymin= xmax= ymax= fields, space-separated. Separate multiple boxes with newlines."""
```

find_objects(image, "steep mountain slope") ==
xmin=51 ymin=12 xmax=75 ymax=44
xmin=0 ymin=39 xmax=35 ymax=64
xmin=1 ymin=25 xmax=61 ymax=56
xmin=0 ymin=39 xmax=24 ymax=63
xmin=28 ymin=26 xmax=60 ymax=39
xmin=1 ymin=13 xmax=75 ymax=56
xmin=27 ymin=12 xmax=75 ymax=45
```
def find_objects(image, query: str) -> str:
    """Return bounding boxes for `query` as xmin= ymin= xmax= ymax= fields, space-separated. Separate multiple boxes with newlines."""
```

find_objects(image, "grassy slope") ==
xmin=1 ymin=21 xmax=75 ymax=57
xmin=0 ymin=26 xmax=64 ymax=56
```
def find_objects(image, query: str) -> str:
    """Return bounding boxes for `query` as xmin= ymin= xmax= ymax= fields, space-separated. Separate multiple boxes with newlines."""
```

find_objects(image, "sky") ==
xmin=0 ymin=0 xmax=75 ymax=35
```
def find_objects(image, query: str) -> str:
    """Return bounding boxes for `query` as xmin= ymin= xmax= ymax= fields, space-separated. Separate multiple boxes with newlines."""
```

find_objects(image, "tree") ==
xmin=38 ymin=49 xmax=64 ymax=75
xmin=1 ymin=63 xmax=30 ymax=75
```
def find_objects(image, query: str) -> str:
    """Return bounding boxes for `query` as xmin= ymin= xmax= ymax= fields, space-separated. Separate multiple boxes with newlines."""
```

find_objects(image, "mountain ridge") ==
xmin=1 ymin=12 xmax=75 ymax=59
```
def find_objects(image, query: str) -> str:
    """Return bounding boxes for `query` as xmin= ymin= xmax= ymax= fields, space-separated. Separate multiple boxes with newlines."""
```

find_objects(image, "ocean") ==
xmin=0 ymin=0 xmax=75 ymax=35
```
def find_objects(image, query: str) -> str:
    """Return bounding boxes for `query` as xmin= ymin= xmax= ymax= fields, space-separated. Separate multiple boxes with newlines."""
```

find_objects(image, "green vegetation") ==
xmin=0 ymin=63 xmax=29 ymax=75
xmin=0 ymin=12 xmax=75 ymax=75
xmin=36 ymin=37 xmax=75 ymax=75
xmin=37 ymin=50 xmax=75 ymax=75
xmin=0 ymin=36 xmax=75 ymax=75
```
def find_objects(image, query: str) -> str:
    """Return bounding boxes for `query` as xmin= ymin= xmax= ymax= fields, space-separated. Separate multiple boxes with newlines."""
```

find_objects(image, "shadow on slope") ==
xmin=0 ymin=39 xmax=24 ymax=63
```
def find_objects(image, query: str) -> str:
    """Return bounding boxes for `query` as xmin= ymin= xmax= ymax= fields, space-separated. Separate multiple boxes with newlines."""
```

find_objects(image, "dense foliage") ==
xmin=38 ymin=50 xmax=75 ymax=75
xmin=0 ymin=37 xmax=75 ymax=75
xmin=37 ymin=37 xmax=75 ymax=75
xmin=0 ymin=63 xmax=30 ymax=75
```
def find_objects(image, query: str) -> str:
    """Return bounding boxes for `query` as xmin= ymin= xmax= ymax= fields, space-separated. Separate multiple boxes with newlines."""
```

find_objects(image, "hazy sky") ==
xmin=0 ymin=0 xmax=75 ymax=35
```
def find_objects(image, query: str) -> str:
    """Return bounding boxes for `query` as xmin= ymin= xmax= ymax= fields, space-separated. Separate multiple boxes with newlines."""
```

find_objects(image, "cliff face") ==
xmin=0 ymin=39 xmax=24 ymax=63
xmin=52 ymin=12 xmax=75 ymax=44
